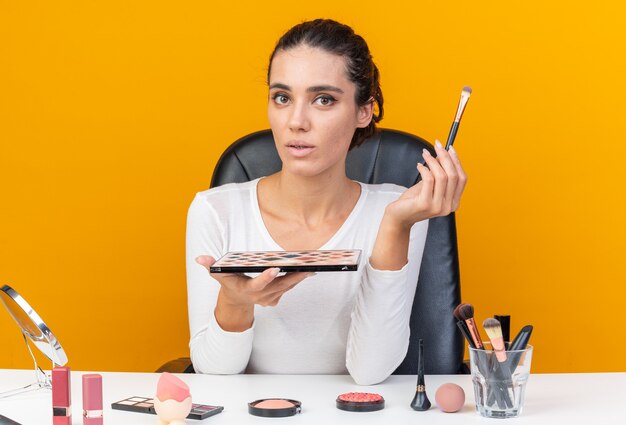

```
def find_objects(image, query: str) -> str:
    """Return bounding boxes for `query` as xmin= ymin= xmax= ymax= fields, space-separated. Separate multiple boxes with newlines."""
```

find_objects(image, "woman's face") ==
xmin=267 ymin=45 xmax=372 ymax=178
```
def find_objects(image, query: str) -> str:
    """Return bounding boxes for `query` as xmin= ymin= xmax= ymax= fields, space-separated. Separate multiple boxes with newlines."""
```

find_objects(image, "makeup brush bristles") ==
xmin=458 ymin=303 xmax=484 ymax=349
xmin=453 ymin=87 xmax=472 ymax=124
xmin=483 ymin=318 xmax=507 ymax=362
xmin=453 ymin=304 xmax=464 ymax=321
xmin=457 ymin=303 xmax=474 ymax=322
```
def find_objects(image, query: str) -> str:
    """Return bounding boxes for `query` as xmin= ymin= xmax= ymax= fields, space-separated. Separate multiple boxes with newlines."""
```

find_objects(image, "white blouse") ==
xmin=186 ymin=178 xmax=428 ymax=385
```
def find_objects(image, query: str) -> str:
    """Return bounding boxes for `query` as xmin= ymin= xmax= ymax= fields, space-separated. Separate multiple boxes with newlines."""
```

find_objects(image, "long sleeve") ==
xmin=345 ymin=219 xmax=428 ymax=385
xmin=186 ymin=194 xmax=254 ymax=374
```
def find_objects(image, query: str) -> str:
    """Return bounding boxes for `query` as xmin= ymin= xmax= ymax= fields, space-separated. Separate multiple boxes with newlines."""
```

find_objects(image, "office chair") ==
xmin=158 ymin=129 xmax=464 ymax=375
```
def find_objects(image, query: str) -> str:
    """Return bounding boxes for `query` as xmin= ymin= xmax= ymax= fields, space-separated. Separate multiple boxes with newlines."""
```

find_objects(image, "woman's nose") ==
xmin=288 ymin=101 xmax=310 ymax=132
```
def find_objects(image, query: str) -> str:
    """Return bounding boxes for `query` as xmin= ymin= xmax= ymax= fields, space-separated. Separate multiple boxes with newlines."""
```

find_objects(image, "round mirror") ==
xmin=0 ymin=285 xmax=68 ymax=366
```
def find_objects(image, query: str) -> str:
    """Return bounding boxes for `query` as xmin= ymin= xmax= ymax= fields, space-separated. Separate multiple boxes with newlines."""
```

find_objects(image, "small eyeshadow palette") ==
xmin=210 ymin=249 xmax=361 ymax=273
xmin=111 ymin=396 xmax=223 ymax=420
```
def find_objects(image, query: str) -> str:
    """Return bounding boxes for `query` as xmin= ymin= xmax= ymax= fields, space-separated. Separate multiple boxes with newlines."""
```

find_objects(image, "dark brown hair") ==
xmin=268 ymin=19 xmax=384 ymax=149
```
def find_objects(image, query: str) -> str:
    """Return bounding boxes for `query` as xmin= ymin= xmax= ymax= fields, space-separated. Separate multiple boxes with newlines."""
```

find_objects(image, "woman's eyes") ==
xmin=271 ymin=93 xmax=337 ymax=107
xmin=272 ymin=93 xmax=290 ymax=105
xmin=314 ymin=95 xmax=336 ymax=106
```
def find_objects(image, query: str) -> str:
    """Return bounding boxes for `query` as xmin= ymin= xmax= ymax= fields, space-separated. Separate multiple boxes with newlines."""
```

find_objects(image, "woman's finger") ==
xmin=248 ymin=267 xmax=281 ymax=292
xmin=434 ymin=140 xmax=459 ymax=214
xmin=422 ymin=148 xmax=447 ymax=214
xmin=195 ymin=255 xmax=216 ymax=269
xmin=266 ymin=272 xmax=314 ymax=296
xmin=257 ymin=273 xmax=313 ymax=306
xmin=448 ymin=145 xmax=468 ymax=210
xmin=416 ymin=163 xmax=434 ymax=205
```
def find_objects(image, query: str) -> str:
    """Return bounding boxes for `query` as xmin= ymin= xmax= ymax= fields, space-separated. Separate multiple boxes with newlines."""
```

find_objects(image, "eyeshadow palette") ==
xmin=210 ymin=249 xmax=362 ymax=273
xmin=111 ymin=396 xmax=223 ymax=420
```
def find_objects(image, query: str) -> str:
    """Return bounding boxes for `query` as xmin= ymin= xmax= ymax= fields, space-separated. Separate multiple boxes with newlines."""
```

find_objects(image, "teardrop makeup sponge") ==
xmin=156 ymin=372 xmax=191 ymax=402
xmin=435 ymin=383 xmax=465 ymax=413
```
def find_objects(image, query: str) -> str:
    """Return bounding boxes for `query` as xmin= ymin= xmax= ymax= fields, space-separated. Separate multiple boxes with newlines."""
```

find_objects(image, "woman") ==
xmin=187 ymin=19 xmax=466 ymax=385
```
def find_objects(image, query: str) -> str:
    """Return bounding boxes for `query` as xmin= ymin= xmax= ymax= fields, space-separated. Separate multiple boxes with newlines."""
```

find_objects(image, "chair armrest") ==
xmin=156 ymin=357 xmax=194 ymax=373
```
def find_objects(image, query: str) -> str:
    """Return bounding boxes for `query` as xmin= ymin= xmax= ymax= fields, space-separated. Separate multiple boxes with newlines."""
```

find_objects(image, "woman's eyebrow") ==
xmin=269 ymin=83 xmax=290 ymax=91
xmin=268 ymin=83 xmax=344 ymax=94
xmin=307 ymin=85 xmax=344 ymax=94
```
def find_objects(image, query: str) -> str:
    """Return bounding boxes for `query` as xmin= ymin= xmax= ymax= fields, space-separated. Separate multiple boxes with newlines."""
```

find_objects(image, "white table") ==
xmin=0 ymin=369 xmax=624 ymax=424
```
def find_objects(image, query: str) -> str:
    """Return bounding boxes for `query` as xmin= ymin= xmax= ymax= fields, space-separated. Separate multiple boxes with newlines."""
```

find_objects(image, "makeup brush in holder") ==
xmin=483 ymin=318 xmax=515 ymax=408
xmin=410 ymin=339 xmax=431 ymax=411
xmin=456 ymin=304 xmax=511 ymax=409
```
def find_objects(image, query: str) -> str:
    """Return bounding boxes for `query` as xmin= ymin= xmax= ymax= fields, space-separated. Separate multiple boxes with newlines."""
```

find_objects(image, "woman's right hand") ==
xmin=195 ymin=255 xmax=313 ymax=331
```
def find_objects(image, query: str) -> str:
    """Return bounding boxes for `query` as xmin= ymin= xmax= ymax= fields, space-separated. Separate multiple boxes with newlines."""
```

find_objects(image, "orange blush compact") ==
xmin=248 ymin=398 xmax=302 ymax=417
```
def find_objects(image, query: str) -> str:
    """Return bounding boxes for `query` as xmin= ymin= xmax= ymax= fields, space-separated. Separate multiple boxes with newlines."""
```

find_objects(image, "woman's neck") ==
xmin=260 ymin=169 xmax=360 ymax=227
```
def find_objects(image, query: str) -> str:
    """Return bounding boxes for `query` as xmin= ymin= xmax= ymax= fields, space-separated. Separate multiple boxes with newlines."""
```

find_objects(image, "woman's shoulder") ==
xmin=194 ymin=179 xmax=258 ymax=201
xmin=190 ymin=179 xmax=259 ymax=215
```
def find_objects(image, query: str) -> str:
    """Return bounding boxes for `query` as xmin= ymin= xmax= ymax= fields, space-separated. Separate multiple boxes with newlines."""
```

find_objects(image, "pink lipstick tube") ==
xmin=52 ymin=367 xmax=72 ymax=425
xmin=82 ymin=374 xmax=103 ymax=425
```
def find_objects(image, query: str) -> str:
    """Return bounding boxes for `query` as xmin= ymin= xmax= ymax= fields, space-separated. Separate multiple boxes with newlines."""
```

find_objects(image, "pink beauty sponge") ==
xmin=156 ymin=372 xmax=191 ymax=402
xmin=435 ymin=383 xmax=465 ymax=413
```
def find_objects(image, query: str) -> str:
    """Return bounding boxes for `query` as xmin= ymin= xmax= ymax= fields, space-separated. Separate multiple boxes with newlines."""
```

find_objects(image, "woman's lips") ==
xmin=286 ymin=143 xmax=315 ymax=157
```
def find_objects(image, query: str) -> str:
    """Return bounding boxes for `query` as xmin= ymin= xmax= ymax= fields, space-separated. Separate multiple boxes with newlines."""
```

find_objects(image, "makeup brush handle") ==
xmin=456 ymin=321 xmax=476 ymax=349
xmin=475 ymin=352 xmax=509 ymax=409
xmin=445 ymin=122 xmax=459 ymax=150
xmin=491 ymin=358 xmax=515 ymax=409
xmin=507 ymin=326 xmax=533 ymax=372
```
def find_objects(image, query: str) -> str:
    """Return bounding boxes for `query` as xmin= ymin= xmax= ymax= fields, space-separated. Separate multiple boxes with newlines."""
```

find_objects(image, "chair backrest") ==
xmin=211 ymin=129 xmax=464 ymax=374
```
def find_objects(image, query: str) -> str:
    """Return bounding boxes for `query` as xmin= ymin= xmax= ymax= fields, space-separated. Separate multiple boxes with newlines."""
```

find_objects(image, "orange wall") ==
xmin=1 ymin=1 xmax=625 ymax=373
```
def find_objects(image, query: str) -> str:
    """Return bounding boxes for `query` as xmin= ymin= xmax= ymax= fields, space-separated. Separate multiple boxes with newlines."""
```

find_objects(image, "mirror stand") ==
xmin=0 ymin=332 xmax=55 ymax=399
xmin=0 ymin=284 xmax=68 ymax=399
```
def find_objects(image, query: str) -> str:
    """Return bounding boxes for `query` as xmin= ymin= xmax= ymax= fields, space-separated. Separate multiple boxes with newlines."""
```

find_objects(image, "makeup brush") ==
xmin=416 ymin=86 xmax=472 ymax=182
xmin=484 ymin=318 xmax=516 ymax=409
xmin=445 ymin=86 xmax=472 ymax=150
xmin=508 ymin=325 xmax=533 ymax=372
xmin=454 ymin=304 xmax=476 ymax=348
xmin=509 ymin=325 xmax=533 ymax=352
xmin=457 ymin=304 xmax=484 ymax=349
xmin=494 ymin=315 xmax=511 ymax=350
xmin=410 ymin=339 xmax=431 ymax=411
xmin=483 ymin=318 xmax=507 ymax=362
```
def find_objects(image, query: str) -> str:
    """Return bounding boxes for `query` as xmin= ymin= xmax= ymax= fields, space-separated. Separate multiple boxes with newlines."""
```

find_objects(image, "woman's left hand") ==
xmin=385 ymin=139 xmax=467 ymax=228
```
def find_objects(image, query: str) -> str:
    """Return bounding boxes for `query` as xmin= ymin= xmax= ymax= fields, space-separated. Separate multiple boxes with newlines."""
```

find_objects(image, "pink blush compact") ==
xmin=336 ymin=392 xmax=385 ymax=412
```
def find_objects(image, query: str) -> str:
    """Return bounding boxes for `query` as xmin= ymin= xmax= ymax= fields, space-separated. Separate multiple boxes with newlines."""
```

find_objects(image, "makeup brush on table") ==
xmin=410 ymin=339 xmax=432 ymax=411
